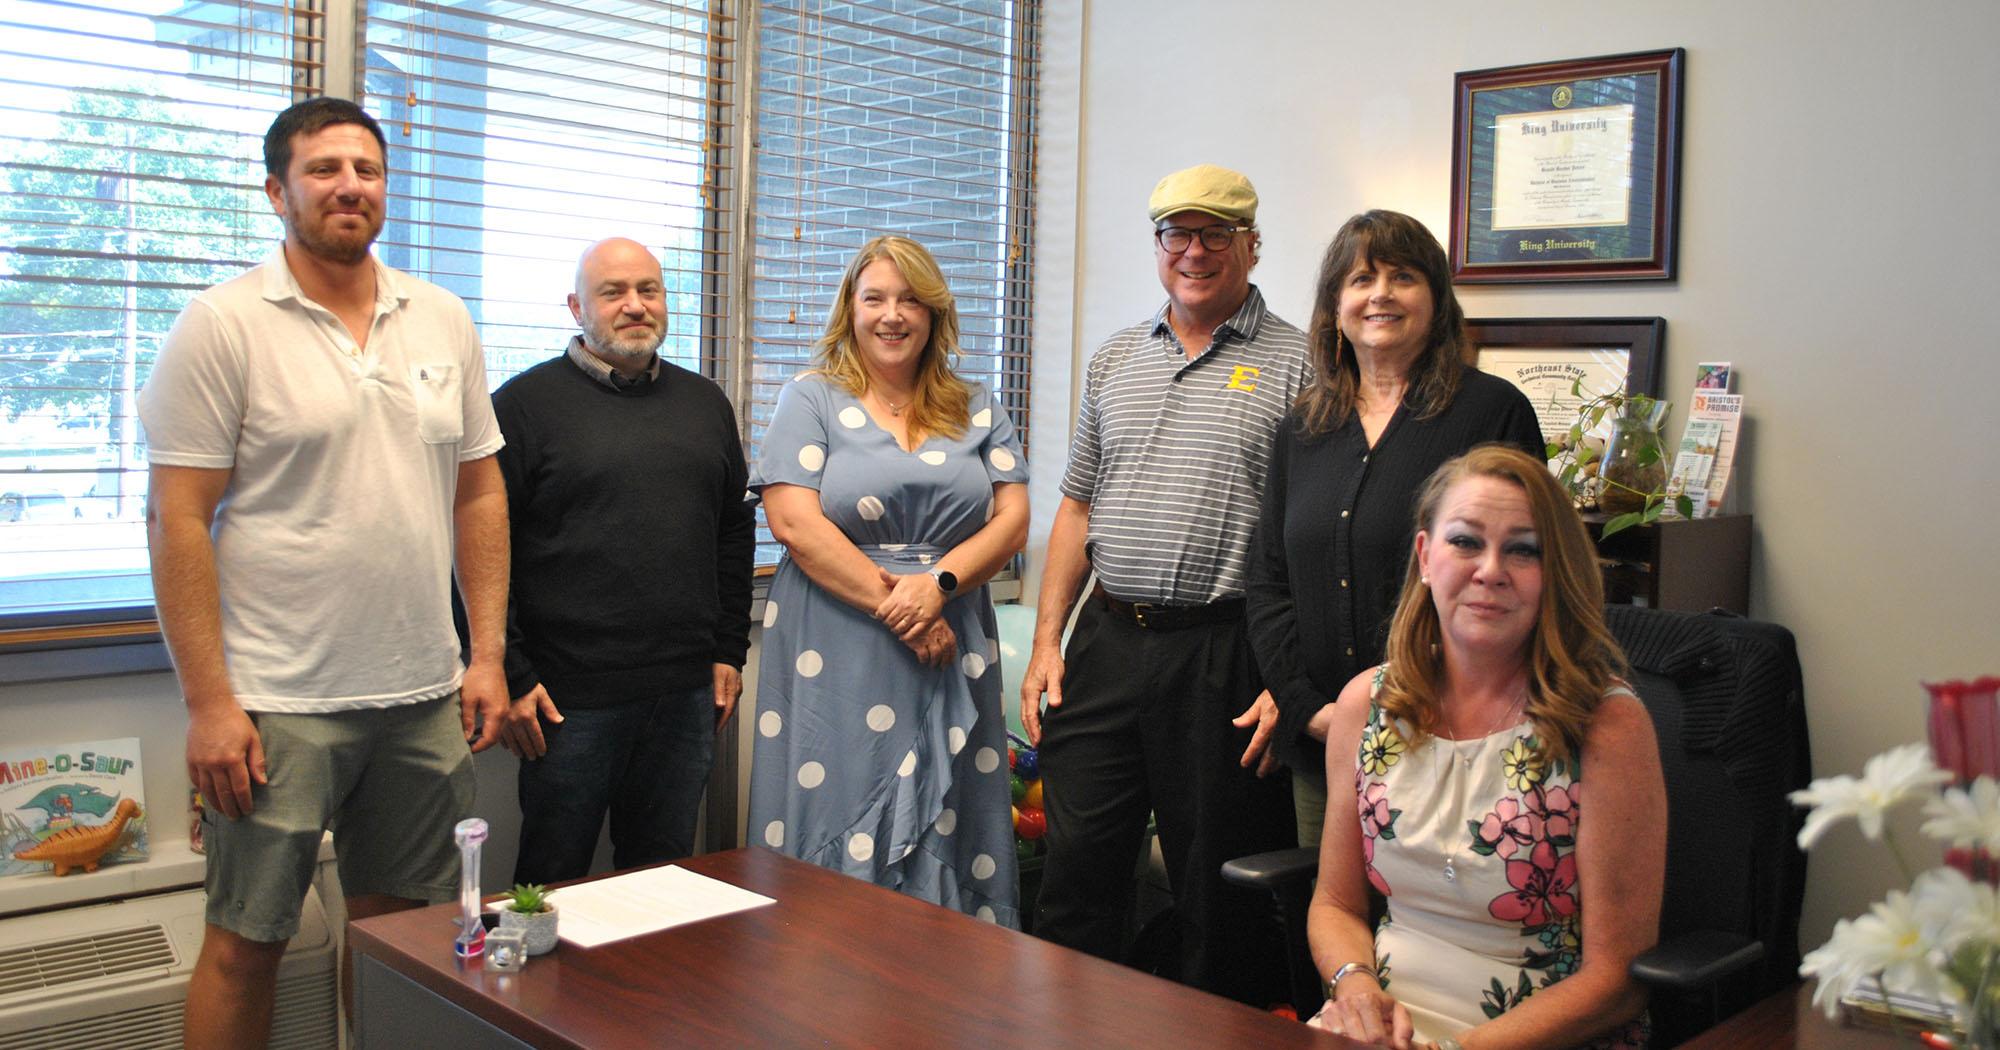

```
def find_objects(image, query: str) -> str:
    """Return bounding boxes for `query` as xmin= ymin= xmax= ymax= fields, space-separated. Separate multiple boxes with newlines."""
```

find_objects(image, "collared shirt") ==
xmin=564 ymin=334 xmax=661 ymax=390
xmin=1059 ymin=285 xmax=1310 ymax=605
xmin=139 ymin=247 xmax=503 ymax=712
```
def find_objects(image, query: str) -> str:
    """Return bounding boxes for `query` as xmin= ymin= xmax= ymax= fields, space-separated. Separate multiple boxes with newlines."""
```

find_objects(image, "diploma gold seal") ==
xmin=1552 ymin=84 xmax=1573 ymax=108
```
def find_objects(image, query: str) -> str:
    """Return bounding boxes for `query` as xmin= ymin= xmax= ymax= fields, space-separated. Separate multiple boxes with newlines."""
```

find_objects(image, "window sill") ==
xmin=0 ymin=617 xmax=171 ymax=685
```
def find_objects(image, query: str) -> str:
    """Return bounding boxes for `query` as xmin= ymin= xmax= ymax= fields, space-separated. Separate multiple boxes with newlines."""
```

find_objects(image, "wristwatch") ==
xmin=928 ymin=568 xmax=958 ymax=595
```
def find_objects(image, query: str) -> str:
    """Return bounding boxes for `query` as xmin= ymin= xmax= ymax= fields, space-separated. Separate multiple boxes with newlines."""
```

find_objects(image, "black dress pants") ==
xmin=1032 ymin=594 xmax=1296 ymax=1004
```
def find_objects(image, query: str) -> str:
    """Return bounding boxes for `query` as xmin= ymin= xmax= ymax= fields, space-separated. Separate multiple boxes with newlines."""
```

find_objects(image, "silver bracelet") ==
xmin=1323 ymin=960 xmax=1380 ymax=998
xmin=1435 ymin=1037 xmax=1466 ymax=1050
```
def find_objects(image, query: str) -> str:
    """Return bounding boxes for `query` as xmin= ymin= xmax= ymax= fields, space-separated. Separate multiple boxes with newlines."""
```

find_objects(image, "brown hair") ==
xmin=1377 ymin=445 xmax=1626 ymax=764
xmin=1294 ymin=210 xmax=1467 ymax=435
xmin=813 ymin=236 xmax=971 ymax=441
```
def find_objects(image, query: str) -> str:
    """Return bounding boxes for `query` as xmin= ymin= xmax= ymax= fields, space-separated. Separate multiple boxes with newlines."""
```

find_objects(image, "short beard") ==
xmin=581 ymin=318 xmax=664 ymax=366
xmin=288 ymin=212 xmax=378 ymax=266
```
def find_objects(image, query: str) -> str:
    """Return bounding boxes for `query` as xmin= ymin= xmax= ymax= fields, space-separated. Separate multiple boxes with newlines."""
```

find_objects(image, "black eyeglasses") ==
xmin=1154 ymin=224 xmax=1251 ymax=254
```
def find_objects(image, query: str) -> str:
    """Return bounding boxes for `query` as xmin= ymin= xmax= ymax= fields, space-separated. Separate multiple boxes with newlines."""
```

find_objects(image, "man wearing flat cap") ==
xmin=1020 ymin=164 xmax=1307 ymax=1002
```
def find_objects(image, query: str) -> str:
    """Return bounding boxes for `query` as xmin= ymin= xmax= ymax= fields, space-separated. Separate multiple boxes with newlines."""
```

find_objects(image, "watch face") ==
xmin=933 ymin=569 xmax=958 ymax=593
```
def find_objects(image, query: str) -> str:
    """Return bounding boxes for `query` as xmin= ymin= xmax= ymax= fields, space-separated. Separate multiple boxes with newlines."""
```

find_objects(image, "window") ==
xmin=0 ymin=0 xmax=1040 ymax=653
xmin=358 ymin=0 xmax=734 ymax=385
xmin=0 ymin=0 xmax=310 ymax=628
xmin=749 ymin=0 xmax=1039 ymax=559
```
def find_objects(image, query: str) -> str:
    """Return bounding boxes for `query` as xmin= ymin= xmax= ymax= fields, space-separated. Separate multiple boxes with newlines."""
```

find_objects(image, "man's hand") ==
xmin=874 ymin=568 xmax=945 ymax=642
xmin=1019 ymin=641 xmax=1065 ymax=747
xmin=1232 ymin=688 xmax=1282 ymax=777
xmin=460 ymin=659 xmax=511 ymax=753
xmin=501 ymin=684 xmax=562 ymax=759
xmin=712 ymin=663 xmax=743 ymax=729
xmin=187 ymin=701 xmax=266 ymax=820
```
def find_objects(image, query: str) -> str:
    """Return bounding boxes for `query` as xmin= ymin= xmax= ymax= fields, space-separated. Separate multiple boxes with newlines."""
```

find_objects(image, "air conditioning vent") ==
xmin=0 ymin=923 xmax=175 ymax=998
xmin=0 ymin=967 xmax=334 ymax=1050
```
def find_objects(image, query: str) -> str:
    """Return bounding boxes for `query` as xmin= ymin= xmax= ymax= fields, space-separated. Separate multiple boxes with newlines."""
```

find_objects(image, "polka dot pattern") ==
xmin=948 ymin=727 xmax=967 ymax=754
xmin=976 ymin=905 xmax=996 ymax=923
xmin=764 ymin=821 xmax=785 ymax=847
xmin=974 ymin=747 xmax=999 ymax=774
xmin=898 ymin=751 xmax=918 ymax=777
xmin=971 ymin=854 xmax=996 ymax=880
xmin=798 ymin=761 xmax=825 ymax=789
xmin=763 ymin=601 xmax=779 ymax=628
xmin=856 ymin=496 xmax=885 ymax=521
xmin=919 ymin=450 xmax=947 ymax=466
xmin=848 ymin=834 xmax=875 ymax=862
xmin=838 ymin=406 xmax=867 ymax=429
xmin=758 ymin=711 xmax=783 ymax=738
xmin=797 ymin=444 xmax=825 ymax=472
xmin=961 ymin=652 xmax=987 ymax=679
xmin=796 ymin=650 xmax=823 ymax=677
xmin=935 ymin=809 xmax=958 ymax=836
xmin=989 ymin=447 xmax=1017 ymax=473
xmin=972 ymin=407 xmax=992 ymax=428
xmin=866 ymin=704 xmax=896 ymax=732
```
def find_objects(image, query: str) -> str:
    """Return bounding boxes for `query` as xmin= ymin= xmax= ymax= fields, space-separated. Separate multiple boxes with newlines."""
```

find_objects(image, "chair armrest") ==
xmin=1629 ymin=930 xmax=1766 ymax=991
xmin=1220 ymin=847 xmax=1318 ymax=892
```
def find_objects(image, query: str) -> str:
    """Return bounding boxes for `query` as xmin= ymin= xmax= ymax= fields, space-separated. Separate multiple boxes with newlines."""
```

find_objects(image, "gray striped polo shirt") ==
xmin=1059 ymin=285 xmax=1310 ymax=605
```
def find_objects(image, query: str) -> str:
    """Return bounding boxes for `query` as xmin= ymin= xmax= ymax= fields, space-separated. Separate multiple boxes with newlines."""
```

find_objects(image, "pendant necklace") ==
xmin=1431 ymin=685 xmax=1529 ymax=882
xmin=876 ymin=391 xmax=910 ymax=417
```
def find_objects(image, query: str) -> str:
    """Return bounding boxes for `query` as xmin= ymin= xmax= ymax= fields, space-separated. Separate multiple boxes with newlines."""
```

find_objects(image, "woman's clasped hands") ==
xmin=875 ymin=567 xmax=956 ymax=668
xmin=1308 ymin=985 xmax=1417 ymax=1049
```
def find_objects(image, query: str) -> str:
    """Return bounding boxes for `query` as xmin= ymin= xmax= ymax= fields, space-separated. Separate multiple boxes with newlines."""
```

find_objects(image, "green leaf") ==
xmin=1600 ymin=512 xmax=1644 ymax=538
xmin=1675 ymin=494 xmax=1695 ymax=519
xmin=1636 ymin=443 xmax=1662 ymax=467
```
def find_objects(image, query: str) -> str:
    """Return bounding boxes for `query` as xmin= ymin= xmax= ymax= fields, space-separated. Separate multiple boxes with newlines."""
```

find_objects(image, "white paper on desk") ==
xmin=533 ymin=865 xmax=775 ymax=948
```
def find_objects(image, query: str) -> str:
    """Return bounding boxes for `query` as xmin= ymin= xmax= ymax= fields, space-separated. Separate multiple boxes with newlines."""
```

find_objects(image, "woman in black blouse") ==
xmin=1241 ymin=210 xmax=1543 ymax=845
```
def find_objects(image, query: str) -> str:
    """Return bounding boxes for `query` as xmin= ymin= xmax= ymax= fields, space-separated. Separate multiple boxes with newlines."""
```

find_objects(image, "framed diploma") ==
xmin=1450 ymin=49 xmax=1684 ymax=283
xmin=1468 ymin=317 xmax=1664 ymax=453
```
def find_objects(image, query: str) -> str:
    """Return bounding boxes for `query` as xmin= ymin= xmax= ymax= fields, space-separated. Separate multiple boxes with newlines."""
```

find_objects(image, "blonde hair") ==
xmin=1377 ymin=445 xmax=1627 ymax=764
xmin=813 ymin=235 xmax=971 ymax=441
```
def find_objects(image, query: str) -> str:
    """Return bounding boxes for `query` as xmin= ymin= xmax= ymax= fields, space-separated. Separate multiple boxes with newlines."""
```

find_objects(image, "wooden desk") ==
xmin=1680 ymin=983 xmax=1906 ymax=1049
xmin=350 ymin=847 xmax=1352 ymax=1049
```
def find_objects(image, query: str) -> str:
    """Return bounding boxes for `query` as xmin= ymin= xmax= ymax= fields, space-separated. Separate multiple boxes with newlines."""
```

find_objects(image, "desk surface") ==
xmin=1680 ymin=983 xmax=1907 ymax=1049
xmin=350 ymin=847 xmax=1351 ymax=1049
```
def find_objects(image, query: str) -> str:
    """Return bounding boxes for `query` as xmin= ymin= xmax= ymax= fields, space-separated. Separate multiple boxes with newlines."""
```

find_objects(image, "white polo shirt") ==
xmin=139 ymin=248 xmax=503 ymax=713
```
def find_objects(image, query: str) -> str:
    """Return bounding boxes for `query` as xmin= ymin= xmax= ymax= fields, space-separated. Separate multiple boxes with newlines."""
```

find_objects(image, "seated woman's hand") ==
xmin=875 ymin=567 xmax=946 ymax=642
xmin=1307 ymin=986 xmax=1415 ymax=1049
xmin=901 ymin=617 xmax=957 ymax=669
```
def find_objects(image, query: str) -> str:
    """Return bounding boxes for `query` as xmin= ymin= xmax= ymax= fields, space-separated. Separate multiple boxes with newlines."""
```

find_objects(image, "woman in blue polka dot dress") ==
xmin=749 ymin=236 xmax=1029 ymax=925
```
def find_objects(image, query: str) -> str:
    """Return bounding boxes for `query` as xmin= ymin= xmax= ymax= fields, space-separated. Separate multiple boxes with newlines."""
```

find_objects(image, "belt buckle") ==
xmin=1131 ymin=602 xmax=1155 ymax=628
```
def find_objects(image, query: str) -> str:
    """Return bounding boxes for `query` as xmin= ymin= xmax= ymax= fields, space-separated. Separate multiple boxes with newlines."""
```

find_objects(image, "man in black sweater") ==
xmin=491 ymin=237 xmax=755 ymax=884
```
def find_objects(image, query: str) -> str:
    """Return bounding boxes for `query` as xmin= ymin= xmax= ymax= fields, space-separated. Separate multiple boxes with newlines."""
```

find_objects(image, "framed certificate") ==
xmin=1468 ymin=317 xmax=1664 ymax=453
xmin=1450 ymin=49 xmax=1684 ymax=283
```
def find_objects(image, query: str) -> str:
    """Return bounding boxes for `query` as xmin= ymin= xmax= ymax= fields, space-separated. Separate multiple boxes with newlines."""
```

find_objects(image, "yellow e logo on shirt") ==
xmin=1225 ymin=365 xmax=1260 ymax=392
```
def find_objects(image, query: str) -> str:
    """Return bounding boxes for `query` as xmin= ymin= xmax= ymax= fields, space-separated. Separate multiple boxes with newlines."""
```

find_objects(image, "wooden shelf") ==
xmin=1590 ymin=513 xmax=1752 ymax=615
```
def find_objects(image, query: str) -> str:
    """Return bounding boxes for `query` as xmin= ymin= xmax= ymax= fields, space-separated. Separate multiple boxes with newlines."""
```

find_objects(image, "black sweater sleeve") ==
xmin=712 ymin=396 xmax=756 ymax=669
xmin=1244 ymin=420 xmax=1326 ymax=772
xmin=491 ymin=387 xmax=544 ymax=699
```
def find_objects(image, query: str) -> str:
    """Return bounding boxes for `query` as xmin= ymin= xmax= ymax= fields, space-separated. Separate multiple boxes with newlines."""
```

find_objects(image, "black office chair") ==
xmin=1222 ymin=606 xmax=1810 ymax=1046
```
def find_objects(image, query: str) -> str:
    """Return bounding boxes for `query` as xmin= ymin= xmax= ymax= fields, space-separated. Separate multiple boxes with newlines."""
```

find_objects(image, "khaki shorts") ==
xmin=202 ymin=693 xmax=474 ymax=942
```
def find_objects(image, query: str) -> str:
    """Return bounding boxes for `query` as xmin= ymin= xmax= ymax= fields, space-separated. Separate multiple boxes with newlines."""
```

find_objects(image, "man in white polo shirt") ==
xmin=140 ymin=98 xmax=509 ymax=1049
xmin=1020 ymin=164 xmax=1308 ymax=1004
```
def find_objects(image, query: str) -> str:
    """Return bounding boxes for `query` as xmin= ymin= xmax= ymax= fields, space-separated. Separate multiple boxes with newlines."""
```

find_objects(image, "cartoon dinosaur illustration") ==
xmin=12 ymin=798 xmax=142 ymax=876
xmin=19 ymin=784 xmax=121 ymax=820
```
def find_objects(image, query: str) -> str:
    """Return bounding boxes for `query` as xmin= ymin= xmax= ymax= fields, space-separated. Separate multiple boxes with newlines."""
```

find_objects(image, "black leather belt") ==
xmin=1096 ymin=588 xmax=1245 ymax=630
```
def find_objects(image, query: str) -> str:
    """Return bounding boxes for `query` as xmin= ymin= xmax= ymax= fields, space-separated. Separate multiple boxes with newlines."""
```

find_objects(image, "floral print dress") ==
xmin=1357 ymin=671 xmax=1646 ymax=1049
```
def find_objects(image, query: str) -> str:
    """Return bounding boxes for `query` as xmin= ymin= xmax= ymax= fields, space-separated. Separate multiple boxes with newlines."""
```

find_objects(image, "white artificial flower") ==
xmin=1923 ymin=777 xmax=2000 ymax=852
xmin=1800 ymin=887 xmax=1952 ymax=1018
xmin=1791 ymin=743 xmax=1953 ymax=849
xmin=1911 ymin=866 xmax=2000 ymax=953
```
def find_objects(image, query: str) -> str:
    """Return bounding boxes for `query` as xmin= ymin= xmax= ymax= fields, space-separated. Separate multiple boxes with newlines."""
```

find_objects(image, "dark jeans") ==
xmin=513 ymin=684 xmax=714 ymax=885
xmin=1032 ymin=596 xmax=1296 ymax=1005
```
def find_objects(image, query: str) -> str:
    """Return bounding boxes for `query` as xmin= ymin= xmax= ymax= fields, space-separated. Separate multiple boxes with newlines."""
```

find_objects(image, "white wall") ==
xmin=1030 ymin=0 xmax=2000 ymax=951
